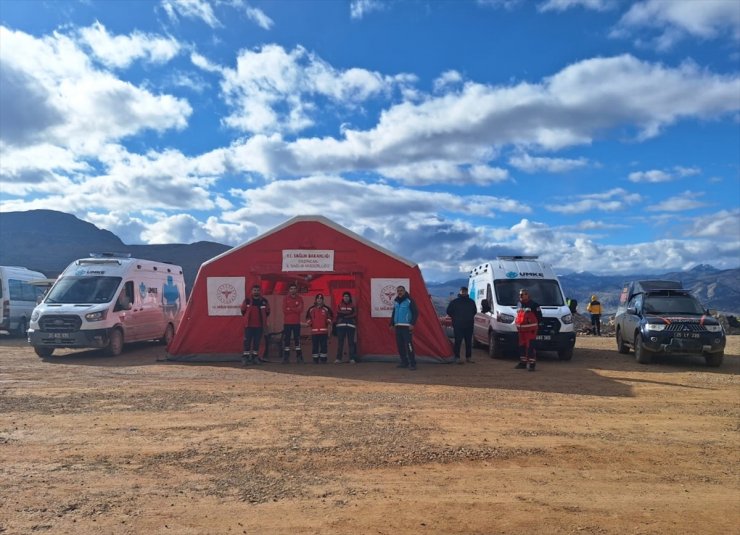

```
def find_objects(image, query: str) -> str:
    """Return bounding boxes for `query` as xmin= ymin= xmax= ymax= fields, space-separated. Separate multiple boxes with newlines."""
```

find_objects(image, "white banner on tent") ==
xmin=206 ymin=277 xmax=245 ymax=316
xmin=371 ymin=278 xmax=410 ymax=318
xmin=282 ymin=249 xmax=334 ymax=272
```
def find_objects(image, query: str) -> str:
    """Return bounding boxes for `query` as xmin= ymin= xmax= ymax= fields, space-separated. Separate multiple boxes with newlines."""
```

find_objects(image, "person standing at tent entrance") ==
xmin=334 ymin=291 xmax=358 ymax=364
xmin=446 ymin=286 xmax=477 ymax=364
xmin=282 ymin=283 xmax=305 ymax=363
xmin=515 ymin=289 xmax=542 ymax=372
xmin=390 ymin=286 xmax=419 ymax=370
xmin=240 ymin=284 xmax=270 ymax=366
xmin=586 ymin=294 xmax=602 ymax=336
xmin=306 ymin=294 xmax=333 ymax=364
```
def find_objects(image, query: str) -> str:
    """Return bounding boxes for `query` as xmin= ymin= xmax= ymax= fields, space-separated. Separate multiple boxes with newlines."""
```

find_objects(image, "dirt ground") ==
xmin=1 ymin=335 xmax=738 ymax=535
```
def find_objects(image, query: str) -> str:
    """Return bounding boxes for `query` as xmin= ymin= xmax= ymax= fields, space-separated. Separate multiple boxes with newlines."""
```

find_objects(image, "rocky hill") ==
xmin=0 ymin=210 xmax=230 ymax=293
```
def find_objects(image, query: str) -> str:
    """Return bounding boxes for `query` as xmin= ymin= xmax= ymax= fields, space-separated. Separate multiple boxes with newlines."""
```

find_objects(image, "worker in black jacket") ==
xmin=446 ymin=286 xmax=478 ymax=364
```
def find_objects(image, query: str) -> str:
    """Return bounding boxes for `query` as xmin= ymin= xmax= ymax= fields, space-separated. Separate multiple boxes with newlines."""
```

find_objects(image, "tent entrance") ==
xmin=257 ymin=272 xmax=360 ymax=361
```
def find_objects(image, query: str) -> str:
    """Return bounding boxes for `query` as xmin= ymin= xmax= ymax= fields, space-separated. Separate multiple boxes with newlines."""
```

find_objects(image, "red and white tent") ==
xmin=167 ymin=216 xmax=453 ymax=361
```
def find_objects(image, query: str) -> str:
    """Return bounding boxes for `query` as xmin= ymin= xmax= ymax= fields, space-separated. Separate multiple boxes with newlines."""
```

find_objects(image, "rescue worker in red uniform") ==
xmin=334 ymin=291 xmax=358 ymax=364
xmin=282 ymin=283 xmax=305 ymax=363
xmin=240 ymin=284 xmax=270 ymax=366
xmin=305 ymin=294 xmax=333 ymax=364
xmin=515 ymin=289 xmax=542 ymax=372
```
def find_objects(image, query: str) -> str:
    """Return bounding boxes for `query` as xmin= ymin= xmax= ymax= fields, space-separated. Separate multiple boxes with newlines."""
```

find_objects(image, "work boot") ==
xmin=319 ymin=355 xmax=328 ymax=364
xmin=515 ymin=361 xmax=527 ymax=369
xmin=528 ymin=362 xmax=536 ymax=372
xmin=312 ymin=355 xmax=319 ymax=364
xmin=242 ymin=352 xmax=249 ymax=366
xmin=282 ymin=348 xmax=290 ymax=364
xmin=252 ymin=352 xmax=262 ymax=365
xmin=396 ymin=362 xmax=409 ymax=368
xmin=296 ymin=348 xmax=303 ymax=363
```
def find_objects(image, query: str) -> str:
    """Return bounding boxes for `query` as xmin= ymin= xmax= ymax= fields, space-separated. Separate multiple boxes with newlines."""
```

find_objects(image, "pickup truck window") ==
xmin=643 ymin=295 xmax=705 ymax=315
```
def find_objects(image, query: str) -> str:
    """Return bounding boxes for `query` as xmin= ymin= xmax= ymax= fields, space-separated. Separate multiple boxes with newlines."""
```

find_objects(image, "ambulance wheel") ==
xmin=104 ymin=328 xmax=124 ymax=356
xmin=161 ymin=323 xmax=175 ymax=346
xmin=34 ymin=347 xmax=54 ymax=358
xmin=634 ymin=334 xmax=652 ymax=364
xmin=558 ymin=346 xmax=573 ymax=361
xmin=488 ymin=331 xmax=502 ymax=359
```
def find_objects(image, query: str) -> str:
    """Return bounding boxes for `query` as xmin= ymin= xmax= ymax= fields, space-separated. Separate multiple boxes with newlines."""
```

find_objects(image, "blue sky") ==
xmin=1 ymin=0 xmax=739 ymax=281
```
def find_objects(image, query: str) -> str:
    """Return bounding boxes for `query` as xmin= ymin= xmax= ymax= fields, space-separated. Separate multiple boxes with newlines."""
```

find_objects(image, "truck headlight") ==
xmin=705 ymin=325 xmax=723 ymax=333
xmin=85 ymin=310 xmax=108 ymax=322
xmin=497 ymin=312 xmax=514 ymax=324
xmin=645 ymin=323 xmax=666 ymax=331
xmin=31 ymin=310 xmax=40 ymax=322
xmin=561 ymin=314 xmax=573 ymax=324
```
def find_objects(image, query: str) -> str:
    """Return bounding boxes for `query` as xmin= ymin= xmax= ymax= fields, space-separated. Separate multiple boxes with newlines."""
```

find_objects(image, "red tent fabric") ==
xmin=167 ymin=216 xmax=453 ymax=362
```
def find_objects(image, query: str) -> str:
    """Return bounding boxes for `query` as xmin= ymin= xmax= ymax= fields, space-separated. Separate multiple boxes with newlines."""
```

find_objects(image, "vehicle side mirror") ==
xmin=481 ymin=299 xmax=491 ymax=314
xmin=627 ymin=306 xmax=637 ymax=315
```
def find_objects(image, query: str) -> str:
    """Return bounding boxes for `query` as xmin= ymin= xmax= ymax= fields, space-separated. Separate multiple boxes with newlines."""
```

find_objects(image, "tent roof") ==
xmin=204 ymin=215 xmax=416 ymax=269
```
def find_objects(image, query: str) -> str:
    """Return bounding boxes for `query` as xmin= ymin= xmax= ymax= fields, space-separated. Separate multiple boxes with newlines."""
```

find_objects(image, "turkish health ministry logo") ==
xmin=216 ymin=283 xmax=238 ymax=304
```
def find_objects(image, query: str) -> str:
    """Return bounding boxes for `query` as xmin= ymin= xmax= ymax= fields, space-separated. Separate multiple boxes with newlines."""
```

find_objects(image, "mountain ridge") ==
xmin=1 ymin=210 xmax=738 ymax=312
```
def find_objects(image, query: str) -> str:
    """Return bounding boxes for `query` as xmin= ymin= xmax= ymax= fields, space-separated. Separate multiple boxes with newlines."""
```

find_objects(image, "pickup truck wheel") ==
xmin=558 ymin=346 xmax=573 ymax=361
xmin=104 ymin=328 xmax=124 ymax=356
xmin=488 ymin=331 xmax=503 ymax=359
xmin=634 ymin=334 xmax=652 ymax=364
xmin=616 ymin=329 xmax=630 ymax=354
xmin=34 ymin=347 xmax=54 ymax=358
xmin=161 ymin=323 xmax=175 ymax=346
xmin=704 ymin=352 xmax=723 ymax=367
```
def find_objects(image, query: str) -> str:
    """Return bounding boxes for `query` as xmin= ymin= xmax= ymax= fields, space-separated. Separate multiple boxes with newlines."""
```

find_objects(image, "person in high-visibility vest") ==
xmin=515 ymin=289 xmax=543 ymax=372
xmin=586 ymin=294 xmax=602 ymax=336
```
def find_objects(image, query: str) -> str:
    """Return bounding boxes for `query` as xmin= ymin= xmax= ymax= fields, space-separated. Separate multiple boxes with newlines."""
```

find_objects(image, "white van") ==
xmin=28 ymin=254 xmax=185 ymax=358
xmin=0 ymin=266 xmax=48 ymax=336
xmin=469 ymin=256 xmax=576 ymax=360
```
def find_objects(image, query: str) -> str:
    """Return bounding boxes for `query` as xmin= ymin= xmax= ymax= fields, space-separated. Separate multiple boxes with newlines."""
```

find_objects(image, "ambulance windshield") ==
xmin=494 ymin=279 xmax=565 ymax=307
xmin=45 ymin=276 xmax=122 ymax=304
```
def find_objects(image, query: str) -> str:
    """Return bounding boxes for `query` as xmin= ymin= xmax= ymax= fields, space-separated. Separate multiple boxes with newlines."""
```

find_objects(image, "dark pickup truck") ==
xmin=614 ymin=280 xmax=725 ymax=367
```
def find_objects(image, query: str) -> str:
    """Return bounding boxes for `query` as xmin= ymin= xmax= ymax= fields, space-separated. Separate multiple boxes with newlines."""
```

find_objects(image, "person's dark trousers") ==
xmin=591 ymin=315 xmax=601 ymax=336
xmin=336 ymin=326 xmax=356 ymax=360
xmin=312 ymin=334 xmax=328 ymax=362
xmin=453 ymin=324 xmax=474 ymax=360
xmin=244 ymin=327 xmax=263 ymax=353
xmin=395 ymin=326 xmax=416 ymax=366
xmin=282 ymin=324 xmax=301 ymax=361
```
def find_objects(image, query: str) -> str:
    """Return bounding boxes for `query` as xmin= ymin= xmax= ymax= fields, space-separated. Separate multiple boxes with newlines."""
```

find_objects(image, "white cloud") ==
xmin=509 ymin=152 xmax=588 ymax=173
xmin=78 ymin=22 xmax=180 ymax=69
xmin=245 ymin=6 xmax=274 ymax=30
xmin=647 ymin=191 xmax=707 ymax=212
xmin=222 ymin=54 xmax=740 ymax=180
xmin=218 ymin=44 xmax=410 ymax=135
xmin=0 ymin=26 xmax=192 ymax=154
xmin=628 ymin=169 xmax=672 ymax=183
xmin=547 ymin=188 xmax=643 ymax=214
xmin=161 ymin=0 xmax=221 ymax=28
xmin=350 ymin=0 xmax=385 ymax=20
xmin=614 ymin=0 xmax=740 ymax=50
xmin=433 ymin=70 xmax=464 ymax=93
xmin=538 ymin=0 xmax=615 ymax=13
xmin=378 ymin=161 xmax=509 ymax=186
xmin=686 ymin=209 xmax=740 ymax=238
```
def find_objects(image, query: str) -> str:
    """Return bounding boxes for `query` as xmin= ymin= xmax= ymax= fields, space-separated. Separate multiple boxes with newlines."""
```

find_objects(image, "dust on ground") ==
xmin=1 ymin=335 xmax=738 ymax=534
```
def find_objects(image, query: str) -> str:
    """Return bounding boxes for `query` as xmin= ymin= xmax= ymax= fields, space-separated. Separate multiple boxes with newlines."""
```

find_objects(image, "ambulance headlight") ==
xmin=85 ymin=310 xmax=108 ymax=322
xmin=561 ymin=314 xmax=573 ymax=324
xmin=497 ymin=312 xmax=514 ymax=324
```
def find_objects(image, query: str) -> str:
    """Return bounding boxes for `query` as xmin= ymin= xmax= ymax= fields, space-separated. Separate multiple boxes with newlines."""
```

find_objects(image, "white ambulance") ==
xmin=0 ymin=266 xmax=47 ymax=336
xmin=469 ymin=256 xmax=576 ymax=360
xmin=28 ymin=254 xmax=185 ymax=358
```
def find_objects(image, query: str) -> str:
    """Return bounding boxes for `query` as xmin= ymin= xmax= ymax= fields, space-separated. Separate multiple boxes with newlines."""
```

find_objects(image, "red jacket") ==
xmin=515 ymin=309 xmax=539 ymax=345
xmin=306 ymin=305 xmax=333 ymax=334
xmin=241 ymin=297 xmax=270 ymax=328
xmin=282 ymin=294 xmax=304 ymax=324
